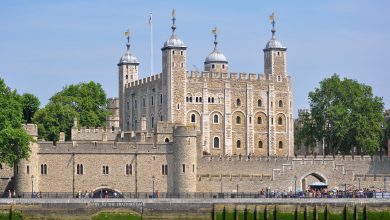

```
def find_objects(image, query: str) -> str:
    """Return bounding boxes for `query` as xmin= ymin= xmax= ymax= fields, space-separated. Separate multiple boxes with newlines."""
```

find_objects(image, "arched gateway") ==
xmin=299 ymin=172 xmax=328 ymax=191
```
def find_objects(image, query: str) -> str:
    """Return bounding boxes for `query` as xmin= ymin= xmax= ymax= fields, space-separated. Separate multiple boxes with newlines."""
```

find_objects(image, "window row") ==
xmin=128 ymin=94 xmax=164 ymax=110
xmin=212 ymin=138 xmax=284 ymax=149
xmin=186 ymin=96 xmax=202 ymax=103
xmin=234 ymin=99 xmax=284 ymax=108
xmin=235 ymin=116 xmax=284 ymax=125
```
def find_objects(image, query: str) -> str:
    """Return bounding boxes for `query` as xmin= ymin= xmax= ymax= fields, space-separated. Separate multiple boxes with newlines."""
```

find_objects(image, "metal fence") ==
xmin=1 ymin=191 xmax=390 ymax=199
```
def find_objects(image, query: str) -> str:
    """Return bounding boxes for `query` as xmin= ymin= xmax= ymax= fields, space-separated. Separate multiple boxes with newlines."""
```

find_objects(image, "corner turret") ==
xmin=118 ymin=29 xmax=139 ymax=131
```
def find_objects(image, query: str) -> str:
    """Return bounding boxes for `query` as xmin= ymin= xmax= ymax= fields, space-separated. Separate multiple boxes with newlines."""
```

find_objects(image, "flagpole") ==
xmin=150 ymin=12 xmax=153 ymax=76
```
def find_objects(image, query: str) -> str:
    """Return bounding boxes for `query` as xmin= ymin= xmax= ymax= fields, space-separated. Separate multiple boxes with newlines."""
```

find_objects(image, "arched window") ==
xmin=189 ymin=97 xmax=192 ymax=102
xmin=279 ymin=141 xmax=283 ymax=149
xmin=196 ymin=97 xmax=198 ymax=102
xmin=258 ymin=99 xmax=262 ymax=107
xmin=165 ymin=138 xmax=170 ymax=142
xmin=213 ymin=114 xmax=219 ymax=124
xmin=213 ymin=137 xmax=220 ymax=148
xmin=278 ymin=117 xmax=283 ymax=125
xmin=279 ymin=100 xmax=283 ymax=107
xmin=186 ymin=97 xmax=189 ymax=102
xmin=236 ymin=116 xmax=241 ymax=124
xmin=257 ymin=117 xmax=262 ymax=124
xmin=236 ymin=140 xmax=241 ymax=148
xmin=212 ymin=64 xmax=215 ymax=69
xmin=191 ymin=114 xmax=196 ymax=123
xmin=222 ymin=64 xmax=225 ymax=69
xmin=212 ymin=97 xmax=215 ymax=103
xmin=236 ymin=98 xmax=241 ymax=106
xmin=258 ymin=141 xmax=263 ymax=148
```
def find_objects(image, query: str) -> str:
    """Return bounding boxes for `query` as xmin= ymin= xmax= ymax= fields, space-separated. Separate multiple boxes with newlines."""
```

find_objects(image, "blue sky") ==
xmin=1 ymin=0 xmax=389 ymax=117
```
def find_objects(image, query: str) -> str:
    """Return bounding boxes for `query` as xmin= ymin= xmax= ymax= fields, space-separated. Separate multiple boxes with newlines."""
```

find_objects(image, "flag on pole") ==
xmin=149 ymin=13 xmax=152 ymax=25
xmin=172 ymin=9 xmax=176 ymax=17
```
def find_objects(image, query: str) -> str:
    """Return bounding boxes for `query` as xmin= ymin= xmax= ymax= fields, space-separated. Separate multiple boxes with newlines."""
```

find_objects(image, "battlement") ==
xmin=187 ymin=71 xmax=267 ymax=81
xmin=37 ymin=141 xmax=173 ymax=154
xmin=71 ymin=126 xmax=121 ymax=141
xmin=173 ymin=124 xmax=197 ymax=137
xmin=200 ymin=154 xmax=390 ymax=163
xmin=23 ymin=124 xmax=38 ymax=137
xmin=126 ymin=73 xmax=161 ymax=88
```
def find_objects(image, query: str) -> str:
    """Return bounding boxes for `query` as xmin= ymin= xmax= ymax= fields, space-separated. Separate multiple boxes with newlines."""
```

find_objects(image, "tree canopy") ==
xmin=297 ymin=74 xmax=385 ymax=155
xmin=21 ymin=93 xmax=40 ymax=123
xmin=33 ymin=81 xmax=108 ymax=141
xmin=0 ymin=78 xmax=32 ymax=167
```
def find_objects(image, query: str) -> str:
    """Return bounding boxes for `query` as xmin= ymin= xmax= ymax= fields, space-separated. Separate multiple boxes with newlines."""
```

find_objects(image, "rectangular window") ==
xmin=77 ymin=164 xmax=83 ymax=175
xmin=26 ymin=165 xmax=30 ymax=175
xmin=162 ymin=164 xmax=168 ymax=175
xmin=126 ymin=164 xmax=132 ymax=175
xmin=40 ymin=164 xmax=47 ymax=175
xmin=192 ymin=164 xmax=195 ymax=173
xmin=103 ymin=165 xmax=109 ymax=175
xmin=182 ymin=164 xmax=185 ymax=173
xmin=151 ymin=96 xmax=154 ymax=106
xmin=160 ymin=94 xmax=163 ymax=104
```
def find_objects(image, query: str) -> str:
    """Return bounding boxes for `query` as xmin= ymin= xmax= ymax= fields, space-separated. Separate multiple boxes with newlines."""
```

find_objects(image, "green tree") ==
xmin=0 ymin=78 xmax=31 ymax=167
xmin=33 ymin=81 xmax=108 ymax=141
xmin=303 ymin=74 xmax=385 ymax=156
xmin=21 ymin=93 xmax=40 ymax=123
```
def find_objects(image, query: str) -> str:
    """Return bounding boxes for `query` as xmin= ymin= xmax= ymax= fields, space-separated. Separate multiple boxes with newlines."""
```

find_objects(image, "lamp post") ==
xmin=31 ymin=175 xmax=34 ymax=198
xmin=294 ymin=176 xmax=297 ymax=197
xmin=152 ymin=175 xmax=155 ymax=198
xmin=384 ymin=176 xmax=387 ymax=192
xmin=358 ymin=178 xmax=361 ymax=191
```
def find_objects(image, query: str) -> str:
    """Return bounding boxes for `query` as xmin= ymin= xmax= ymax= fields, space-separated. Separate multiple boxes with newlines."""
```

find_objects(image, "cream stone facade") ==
xmin=3 ymin=13 xmax=390 ymax=197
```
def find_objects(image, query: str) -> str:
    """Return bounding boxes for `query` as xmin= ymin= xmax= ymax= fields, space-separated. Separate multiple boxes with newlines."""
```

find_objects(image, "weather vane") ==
xmin=212 ymin=27 xmax=218 ymax=49
xmin=269 ymin=12 xmax=276 ymax=37
xmin=171 ymin=9 xmax=176 ymax=33
xmin=124 ymin=28 xmax=131 ymax=50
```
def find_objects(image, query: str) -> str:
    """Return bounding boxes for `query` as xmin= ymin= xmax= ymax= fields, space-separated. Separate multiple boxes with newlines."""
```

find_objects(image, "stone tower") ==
xmin=173 ymin=125 xmax=198 ymax=194
xmin=262 ymin=13 xmax=293 ymax=157
xmin=161 ymin=10 xmax=187 ymax=124
xmin=263 ymin=14 xmax=287 ymax=79
xmin=15 ymin=124 xmax=39 ymax=195
xmin=204 ymin=27 xmax=228 ymax=73
xmin=118 ymin=30 xmax=139 ymax=131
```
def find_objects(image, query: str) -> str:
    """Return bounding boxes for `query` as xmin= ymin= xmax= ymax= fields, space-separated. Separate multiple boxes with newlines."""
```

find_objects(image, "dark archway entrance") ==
xmin=92 ymin=188 xmax=123 ymax=198
xmin=300 ymin=172 xmax=327 ymax=191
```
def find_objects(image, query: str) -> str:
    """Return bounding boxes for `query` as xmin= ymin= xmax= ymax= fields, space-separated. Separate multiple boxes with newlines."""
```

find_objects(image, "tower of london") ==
xmin=3 ymin=12 xmax=389 ymax=198
xmin=118 ymin=12 xmax=293 ymax=158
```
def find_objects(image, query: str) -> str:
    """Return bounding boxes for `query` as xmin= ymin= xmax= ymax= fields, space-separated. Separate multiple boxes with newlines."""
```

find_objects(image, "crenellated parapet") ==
xmin=71 ymin=126 xmax=121 ymax=142
xmin=187 ymin=71 xmax=268 ymax=81
xmin=23 ymin=124 xmax=38 ymax=138
xmin=126 ymin=73 xmax=162 ymax=88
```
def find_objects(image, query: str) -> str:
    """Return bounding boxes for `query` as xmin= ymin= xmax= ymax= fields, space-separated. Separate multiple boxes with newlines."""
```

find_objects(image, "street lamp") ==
xmin=358 ymin=178 xmax=361 ymax=191
xmin=294 ymin=176 xmax=297 ymax=197
xmin=384 ymin=176 xmax=387 ymax=192
xmin=31 ymin=175 xmax=34 ymax=198
xmin=152 ymin=175 xmax=155 ymax=198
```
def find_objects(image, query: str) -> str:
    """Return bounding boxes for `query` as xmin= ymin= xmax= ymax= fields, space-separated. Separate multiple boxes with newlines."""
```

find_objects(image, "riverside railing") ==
xmin=2 ymin=191 xmax=390 ymax=199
